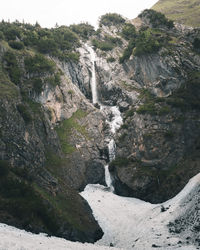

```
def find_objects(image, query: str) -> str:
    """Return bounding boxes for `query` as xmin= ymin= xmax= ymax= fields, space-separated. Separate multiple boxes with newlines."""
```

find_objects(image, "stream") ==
xmin=85 ymin=43 xmax=123 ymax=191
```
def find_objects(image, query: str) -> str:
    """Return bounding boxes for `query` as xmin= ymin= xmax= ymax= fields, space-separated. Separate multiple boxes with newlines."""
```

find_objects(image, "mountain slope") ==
xmin=152 ymin=0 xmax=200 ymax=27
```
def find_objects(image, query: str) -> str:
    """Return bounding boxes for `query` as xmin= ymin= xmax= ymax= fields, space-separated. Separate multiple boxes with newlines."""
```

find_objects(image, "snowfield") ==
xmin=0 ymin=173 xmax=199 ymax=250
xmin=0 ymin=223 xmax=120 ymax=250
xmin=81 ymin=173 xmax=200 ymax=250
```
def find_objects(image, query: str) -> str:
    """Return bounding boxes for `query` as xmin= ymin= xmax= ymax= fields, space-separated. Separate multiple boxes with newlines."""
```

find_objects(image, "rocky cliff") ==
xmin=0 ymin=23 xmax=109 ymax=242
xmin=93 ymin=11 xmax=200 ymax=203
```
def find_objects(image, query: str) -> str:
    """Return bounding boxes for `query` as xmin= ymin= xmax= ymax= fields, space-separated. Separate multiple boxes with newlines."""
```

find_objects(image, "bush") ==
xmin=17 ymin=104 xmax=32 ymax=123
xmin=121 ymin=23 xmax=136 ymax=40
xmin=69 ymin=23 xmax=95 ymax=40
xmin=3 ymin=51 xmax=21 ymax=84
xmin=139 ymin=9 xmax=174 ymax=29
xmin=45 ymin=73 xmax=61 ymax=87
xmin=37 ymin=38 xmax=57 ymax=54
xmin=8 ymin=41 xmax=24 ymax=50
xmin=32 ymin=78 xmax=44 ymax=94
xmin=92 ymin=39 xmax=115 ymax=51
xmin=136 ymin=103 xmax=156 ymax=115
xmin=3 ymin=26 xmax=22 ymax=41
xmin=99 ymin=13 xmax=126 ymax=27
xmin=107 ymin=57 xmax=116 ymax=63
xmin=119 ymin=39 xmax=136 ymax=63
xmin=24 ymin=54 xmax=55 ymax=74
xmin=134 ymin=29 xmax=161 ymax=56
xmin=0 ymin=31 xmax=4 ymax=40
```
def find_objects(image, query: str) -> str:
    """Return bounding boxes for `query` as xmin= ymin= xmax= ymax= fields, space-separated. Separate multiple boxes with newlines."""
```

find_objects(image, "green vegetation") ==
xmin=125 ymin=108 xmax=135 ymax=119
xmin=99 ymin=13 xmax=126 ymax=27
xmin=133 ymin=28 xmax=163 ymax=56
xmin=92 ymin=39 xmax=114 ymax=51
xmin=45 ymin=151 xmax=66 ymax=178
xmin=166 ymin=71 xmax=200 ymax=111
xmin=8 ymin=40 xmax=24 ymax=50
xmin=56 ymin=110 xmax=88 ymax=154
xmin=3 ymin=51 xmax=21 ymax=85
xmin=121 ymin=23 xmax=136 ymax=40
xmin=24 ymin=54 xmax=55 ymax=74
xmin=92 ymin=35 xmax=122 ymax=51
xmin=0 ymin=160 xmax=59 ymax=235
xmin=69 ymin=23 xmax=95 ymax=40
xmin=107 ymin=57 xmax=116 ymax=63
xmin=136 ymin=103 xmax=157 ymax=115
xmin=0 ymin=64 xmax=19 ymax=99
xmin=152 ymin=0 xmax=200 ymax=27
xmin=0 ymin=20 xmax=89 ymax=63
xmin=120 ymin=26 xmax=171 ymax=63
xmin=139 ymin=9 xmax=174 ymax=28
xmin=45 ymin=73 xmax=61 ymax=87
xmin=119 ymin=39 xmax=135 ymax=63
xmin=17 ymin=104 xmax=32 ymax=123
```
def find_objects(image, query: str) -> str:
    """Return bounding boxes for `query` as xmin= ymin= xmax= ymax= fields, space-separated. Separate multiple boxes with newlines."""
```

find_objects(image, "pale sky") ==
xmin=0 ymin=0 xmax=158 ymax=28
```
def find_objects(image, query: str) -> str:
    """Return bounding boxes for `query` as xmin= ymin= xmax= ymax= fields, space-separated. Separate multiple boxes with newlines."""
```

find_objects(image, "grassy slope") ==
xmin=152 ymin=0 xmax=200 ymax=27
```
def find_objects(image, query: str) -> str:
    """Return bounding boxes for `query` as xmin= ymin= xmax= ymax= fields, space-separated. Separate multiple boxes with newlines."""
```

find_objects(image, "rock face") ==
xmin=99 ymin=14 xmax=200 ymax=203
xmin=0 ymin=37 xmax=107 ymax=241
xmin=86 ymin=11 xmax=200 ymax=203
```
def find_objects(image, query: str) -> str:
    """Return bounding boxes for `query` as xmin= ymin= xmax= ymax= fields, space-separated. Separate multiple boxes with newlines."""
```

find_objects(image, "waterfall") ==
xmin=85 ymin=44 xmax=98 ymax=104
xmin=85 ymin=44 xmax=123 ymax=191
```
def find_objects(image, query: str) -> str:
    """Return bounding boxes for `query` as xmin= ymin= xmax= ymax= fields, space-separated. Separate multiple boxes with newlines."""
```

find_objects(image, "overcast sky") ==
xmin=0 ymin=0 xmax=158 ymax=28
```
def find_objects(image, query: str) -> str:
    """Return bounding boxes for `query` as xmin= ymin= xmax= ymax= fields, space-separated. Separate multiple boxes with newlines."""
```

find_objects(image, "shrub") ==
xmin=136 ymin=103 xmax=156 ymax=115
xmin=37 ymin=38 xmax=57 ymax=54
xmin=139 ymin=9 xmax=174 ymax=29
xmin=17 ymin=104 xmax=32 ymax=123
xmin=32 ymin=78 xmax=44 ymax=94
xmin=125 ymin=108 xmax=135 ymax=118
xmin=24 ymin=54 xmax=55 ymax=74
xmin=107 ymin=57 xmax=116 ymax=63
xmin=45 ymin=73 xmax=61 ymax=87
xmin=0 ymin=31 xmax=4 ymax=40
xmin=99 ymin=13 xmax=125 ymax=27
xmin=69 ymin=23 xmax=95 ymax=40
xmin=3 ymin=51 xmax=21 ymax=84
xmin=92 ymin=39 xmax=115 ymax=51
xmin=3 ymin=26 xmax=22 ymax=41
xmin=134 ymin=29 xmax=161 ymax=56
xmin=119 ymin=39 xmax=136 ymax=63
xmin=121 ymin=23 xmax=136 ymax=40
xmin=8 ymin=41 xmax=24 ymax=50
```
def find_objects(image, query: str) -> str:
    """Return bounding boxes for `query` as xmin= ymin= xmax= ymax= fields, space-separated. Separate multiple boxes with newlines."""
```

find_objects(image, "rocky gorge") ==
xmin=0 ymin=7 xmax=199 ymax=246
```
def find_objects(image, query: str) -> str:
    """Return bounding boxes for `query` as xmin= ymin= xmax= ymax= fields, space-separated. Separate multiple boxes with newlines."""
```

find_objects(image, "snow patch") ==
xmin=81 ymin=174 xmax=200 ymax=250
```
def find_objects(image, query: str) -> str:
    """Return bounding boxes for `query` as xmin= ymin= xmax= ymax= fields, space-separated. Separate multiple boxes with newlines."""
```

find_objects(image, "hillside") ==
xmin=152 ymin=0 xmax=200 ymax=27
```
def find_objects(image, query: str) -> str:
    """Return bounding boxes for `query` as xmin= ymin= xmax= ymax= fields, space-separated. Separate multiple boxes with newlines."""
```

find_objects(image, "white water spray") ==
xmin=85 ymin=44 xmax=98 ymax=104
xmin=85 ymin=44 xmax=123 ymax=190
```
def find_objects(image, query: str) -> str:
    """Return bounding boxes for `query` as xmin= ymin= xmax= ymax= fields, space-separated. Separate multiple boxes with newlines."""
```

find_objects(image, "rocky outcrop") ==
xmin=94 ymin=13 xmax=200 ymax=203
xmin=0 ymin=40 xmax=107 ymax=242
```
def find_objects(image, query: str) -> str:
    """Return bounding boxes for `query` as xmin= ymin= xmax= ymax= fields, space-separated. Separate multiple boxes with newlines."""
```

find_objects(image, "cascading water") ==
xmin=85 ymin=44 xmax=123 ymax=191
xmin=85 ymin=44 xmax=98 ymax=104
